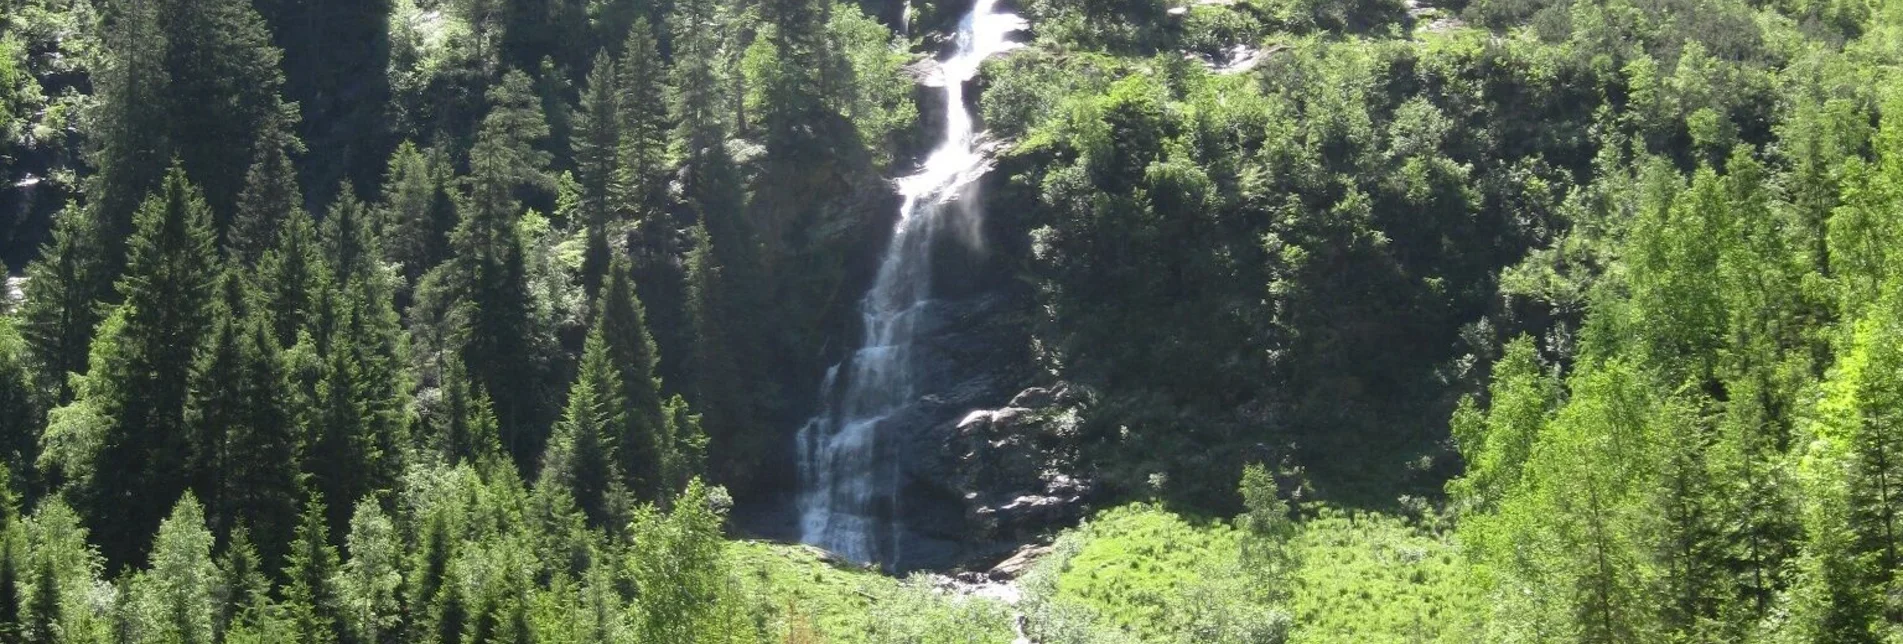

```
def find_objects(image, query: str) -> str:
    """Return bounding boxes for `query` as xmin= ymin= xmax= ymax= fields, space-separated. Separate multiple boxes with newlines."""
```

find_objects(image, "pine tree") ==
xmin=669 ymin=0 xmax=727 ymax=162
xmin=215 ymin=526 xmax=271 ymax=637
xmin=614 ymin=18 xmax=669 ymax=225
xmin=229 ymin=124 xmax=305 ymax=265
xmin=432 ymin=352 xmax=506 ymax=469
xmin=758 ymin=0 xmax=833 ymax=155
xmin=322 ymin=190 xmax=376 ymax=284
xmin=134 ymin=494 xmax=218 ymax=644
xmin=447 ymin=70 xmax=558 ymax=473
xmin=543 ymin=326 xmax=621 ymax=527
xmin=0 ymin=493 xmax=20 ymax=643
xmin=77 ymin=164 xmax=221 ymax=569
xmin=17 ymin=206 xmax=108 ymax=405
xmin=379 ymin=142 xmax=455 ymax=293
xmin=158 ymin=0 xmax=297 ymax=230
xmin=283 ymin=495 xmax=343 ymax=644
xmin=407 ymin=509 xmax=454 ymax=644
xmin=575 ymin=51 xmax=621 ymax=300
xmin=22 ymin=550 xmax=54 ymax=644
xmin=305 ymin=314 xmax=377 ymax=538
xmin=258 ymin=205 xmax=325 ymax=348
xmin=0 ymin=320 xmax=41 ymax=497
xmin=668 ymin=0 xmax=761 ymax=485
xmin=1652 ymin=397 xmax=1728 ymax=638
xmin=85 ymin=0 xmax=173 ymax=278
xmin=185 ymin=271 xmax=300 ymax=569
xmin=1820 ymin=303 xmax=1903 ymax=624
xmin=661 ymin=394 xmax=707 ymax=496
xmin=683 ymin=222 xmax=747 ymax=485
xmin=1448 ymin=336 xmax=1558 ymax=512
xmin=597 ymin=256 xmax=674 ymax=498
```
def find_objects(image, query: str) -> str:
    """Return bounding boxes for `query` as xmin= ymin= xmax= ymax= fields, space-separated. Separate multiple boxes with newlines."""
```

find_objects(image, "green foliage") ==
xmin=126 ymin=494 xmax=218 ymax=644
xmin=185 ymin=271 xmax=299 ymax=567
xmin=65 ymin=165 xmax=220 ymax=569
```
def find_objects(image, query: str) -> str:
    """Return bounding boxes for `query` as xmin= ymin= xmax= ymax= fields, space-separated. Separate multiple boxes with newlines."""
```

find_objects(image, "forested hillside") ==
xmin=2 ymin=0 xmax=1903 ymax=640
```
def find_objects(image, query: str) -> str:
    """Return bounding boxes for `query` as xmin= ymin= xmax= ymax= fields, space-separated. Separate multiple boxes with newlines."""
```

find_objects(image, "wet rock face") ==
xmin=821 ymin=286 xmax=1089 ymax=572
xmin=887 ymin=351 xmax=1092 ymax=570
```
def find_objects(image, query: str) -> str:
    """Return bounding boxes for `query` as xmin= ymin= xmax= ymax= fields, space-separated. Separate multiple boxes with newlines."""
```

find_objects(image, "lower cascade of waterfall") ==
xmin=794 ymin=0 xmax=1025 ymax=567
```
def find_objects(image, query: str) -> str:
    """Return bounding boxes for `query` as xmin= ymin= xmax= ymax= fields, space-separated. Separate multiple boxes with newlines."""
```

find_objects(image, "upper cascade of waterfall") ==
xmin=896 ymin=0 xmax=1026 ymax=205
xmin=794 ymin=0 xmax=1025 ymax=568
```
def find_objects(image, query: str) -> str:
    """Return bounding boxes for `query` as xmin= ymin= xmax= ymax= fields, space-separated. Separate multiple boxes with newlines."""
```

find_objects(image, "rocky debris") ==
xmin=929 ymin=381 xmax=1092 ymax=547
xmin=988 ymin=543 xmax=1053 ymax=581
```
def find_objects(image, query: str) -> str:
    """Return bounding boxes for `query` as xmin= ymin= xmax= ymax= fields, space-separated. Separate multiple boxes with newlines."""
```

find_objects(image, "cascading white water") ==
xmin=796 ymin=0 xmax=1025 ymax=565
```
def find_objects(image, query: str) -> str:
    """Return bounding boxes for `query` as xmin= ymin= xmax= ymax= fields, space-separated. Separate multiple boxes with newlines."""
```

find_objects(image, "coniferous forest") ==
xmin=2 ymin=0 xmax=1903 ymax=640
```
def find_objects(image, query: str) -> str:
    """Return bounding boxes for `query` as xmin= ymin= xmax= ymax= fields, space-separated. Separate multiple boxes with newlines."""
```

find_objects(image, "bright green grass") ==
xmin=1038 ymin=504 xmax=1483 ymax=643
xmin=1049 ymin=504 xmax=1242 ymax=640
xmin=1286 ymin=509 xmax=1482 ymax=643
xmin=729 ymin=541 xmax=1015 ymax=643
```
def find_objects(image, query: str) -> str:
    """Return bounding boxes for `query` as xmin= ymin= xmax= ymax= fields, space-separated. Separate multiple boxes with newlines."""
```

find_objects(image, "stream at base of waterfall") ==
xmin=794 ymin=0 xmax=1026 ymax=567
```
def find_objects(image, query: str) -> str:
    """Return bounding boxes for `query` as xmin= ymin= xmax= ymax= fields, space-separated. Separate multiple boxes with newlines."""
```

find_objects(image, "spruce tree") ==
xmin=448 ymin=70 xmax=557 ymax=473
xmin=229 ymin=123 xmax=305 ymax=265
xmin=322 ymin=189 xmax=376 ymax=284
xmin=283 ymin=495 xmax=344 ymax=644
xmin=215 ymin=526 xmax=271 ymax=637
xmin=85 ymin=0 xmax=173 ymax=277
xmin=78 ymin=165 xmax=220 ymax=569
xmin=682 ymin=223 xmax=747 ymax=485
xmin=597 ymin=256 xmax=670 ymax=495
xmin=17 ymin=207 xmax=107 ymax=405
xmin=614 ymin=18 xmax=669 ymax=224
xmin=135 ymin=494 xmax=218 ymax=644
xmin=379 ymin=142 xmax=455 ymax=293
xmin=257 ymin=205 xmax=325 ymax=348
xmin=669 ymin=0 xmax=726 ymax=162
xmin=158 ymin=0 xmax=297 ymax=230
xmin=543 ymin=326 xmax=621 ymax=527
xmin=186 ymin=271 xmax=300 ymax=569
xmin=575 ymin=51 xmax=621 ymax=300
xmin=0 ymin=320 xmax=40 ymax=496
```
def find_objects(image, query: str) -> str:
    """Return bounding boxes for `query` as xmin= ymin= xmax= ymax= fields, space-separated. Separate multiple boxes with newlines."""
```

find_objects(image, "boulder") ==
xmin=988 ymin=543 xmax=1054 ymax=581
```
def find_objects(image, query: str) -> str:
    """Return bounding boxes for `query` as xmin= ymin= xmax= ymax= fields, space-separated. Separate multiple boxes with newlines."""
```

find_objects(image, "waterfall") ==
xmin=795 ymin=0 xmax=1025 ymax=566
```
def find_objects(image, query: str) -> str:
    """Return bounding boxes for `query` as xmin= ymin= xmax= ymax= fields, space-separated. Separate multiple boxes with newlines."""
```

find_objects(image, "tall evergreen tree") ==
xmin=158 ymin=0 xmax=297 ymax=231
xmin=574 ymin=51 xmax=621 ymax=300
xmin=185 ymin=271 xmax=300 ymax=569
xmin=215 ymin=526 xmax=271 ymax=637
xmin=85 ymin=0 xmax=173 ymax=278
xmin=379 ymin=142 xmax=455 ymax=294
xmin=133 ymin=494 xmax=218 ymax=644
xmin=597 ymin=256 xmax=672 ymax=497
xmin=446 ymin=70 xmax=557 ymax=472
xmin=229 ymin=121 xmax=305 ymax=265
xmin=542 ymin=325 xmax=621 ymax=527
xmin=72 ymin=165 xmax=220 ymax=569
xmin=682 ymin=223 xmax=747 ymax=484
xmin=430 ymin=353 xmax=504 ymax=469
xmin=668 ymin=0 xmax=727 ymax=161
xmin=257 ymin=206 xmax=325 ymax=348
xmin=17 ymin=207 xmax=108 ymax=406
xmin=614 ymin=18 xmax=669 ymax=224
xmin=283 ymin=494 xmax=343 ymax=644
xmin=0 ymin=319 xmax=42 ymax=497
